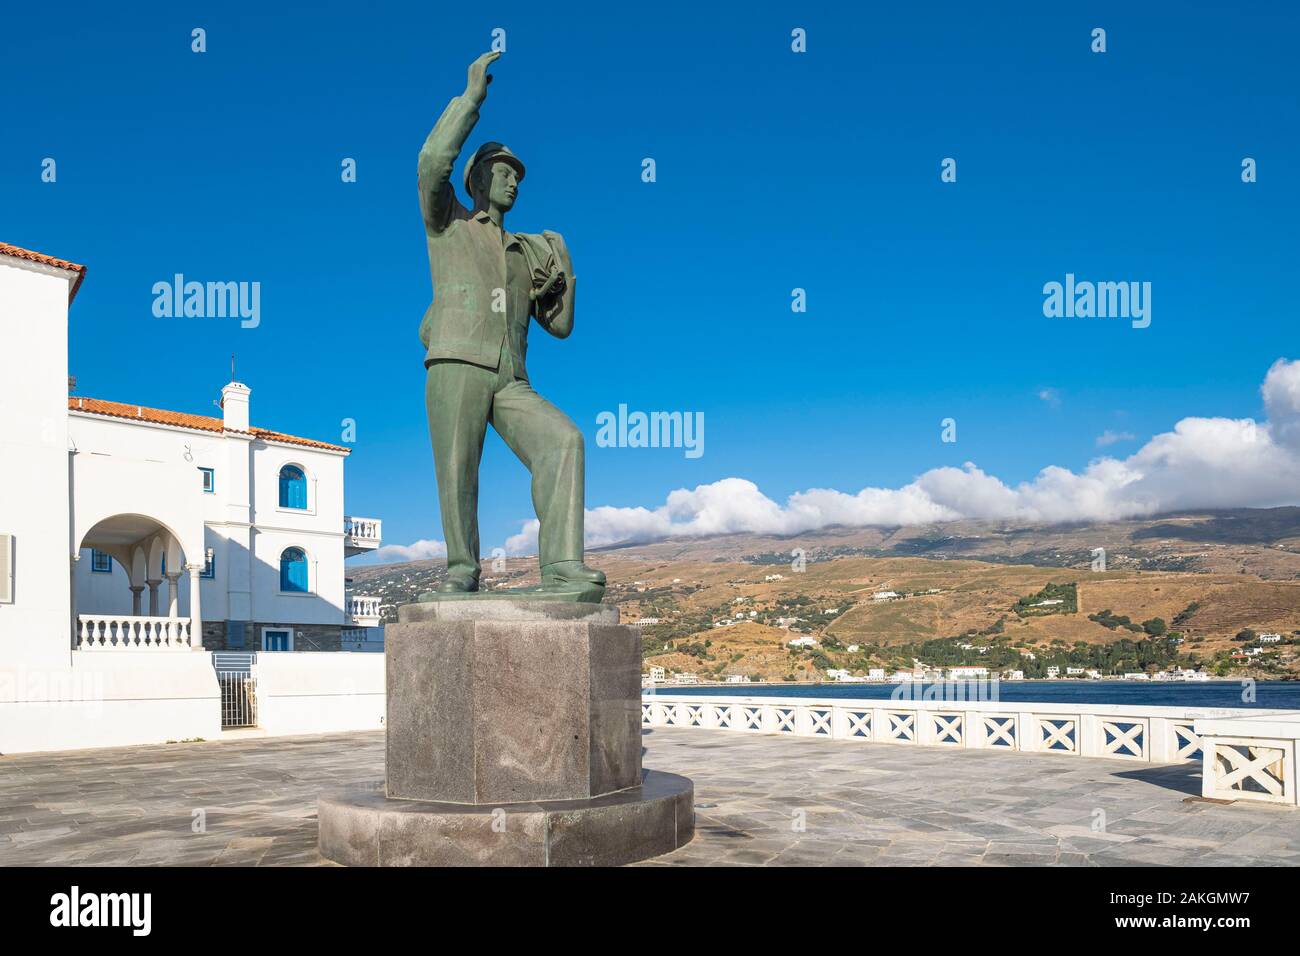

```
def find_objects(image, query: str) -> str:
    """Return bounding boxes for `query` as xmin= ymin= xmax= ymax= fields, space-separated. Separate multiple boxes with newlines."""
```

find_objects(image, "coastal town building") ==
xmin=0 ymin=241 xmax=384 ymax=753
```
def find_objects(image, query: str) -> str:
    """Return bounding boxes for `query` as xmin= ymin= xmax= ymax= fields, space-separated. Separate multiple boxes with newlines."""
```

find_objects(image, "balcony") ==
xmin=344 ymin=516 xmax=382 ymax=557
xmin=347 ymin=594 xmax=382 ymax=627
xmin=77 ymin=614 xmax=197 ymax=651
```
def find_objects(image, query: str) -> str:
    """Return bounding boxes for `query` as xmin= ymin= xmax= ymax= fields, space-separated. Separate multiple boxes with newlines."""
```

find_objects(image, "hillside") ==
xmin=346 ymin=507 xmax=1300 ymax=680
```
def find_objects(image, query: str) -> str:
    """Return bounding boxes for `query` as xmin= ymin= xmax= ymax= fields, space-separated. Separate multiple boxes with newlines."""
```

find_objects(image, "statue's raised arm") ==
xmin=418 ymin=51 xmax=499 ymax=234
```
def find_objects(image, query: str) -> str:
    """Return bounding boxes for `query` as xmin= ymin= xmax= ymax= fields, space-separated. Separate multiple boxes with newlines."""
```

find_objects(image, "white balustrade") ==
xmin=643 ymin=693 xmax=1299 ymax=777
xmin=344 ymin=517 xmax=382 ymax=545
xmin=347 ymin=594 xmax=382 ymax=624
xmin=77 ymin=614 xmax=194 ymax=650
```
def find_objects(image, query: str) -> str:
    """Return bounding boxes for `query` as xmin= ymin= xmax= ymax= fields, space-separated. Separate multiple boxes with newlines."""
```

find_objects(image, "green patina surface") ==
xmin=416 ymin=52 xmax=604 ymax=603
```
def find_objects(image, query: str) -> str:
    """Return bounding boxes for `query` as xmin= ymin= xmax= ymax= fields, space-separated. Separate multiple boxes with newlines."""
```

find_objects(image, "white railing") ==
xmin=217 ymin=670 xmax=258 ymax=728
xmin=642 ymin=693 xmax=1298 ymax=766
xmin=77 ymin=614 xmax=194 ymax=651
xmin=344 ymin=516 xmax=382 ymax=550
xmin=347 ymin=594 xmax=382 ymax=626
xmin=1195 ymin=714 xmax=1300 ymax=807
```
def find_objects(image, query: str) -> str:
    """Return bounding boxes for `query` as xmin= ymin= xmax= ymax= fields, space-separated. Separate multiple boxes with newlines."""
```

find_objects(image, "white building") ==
xmin=647 ymin=665 xmax=665 ymax=683
xmin=724 ymin=674 xmax=750 ymax=683
xmin=1045 ymin=666 xmax=1060 ymax=678
xmin=947 ymin=665 xmax=989 ymax=679
xmin=1259 ymin=633 xmax=1283 ymax=643
xmin=0 ymin=241 xmax=384 ymax=753
xmin=787 ymin=636 xmax=819 ymax=648
xmin=867 ymin=668 xmax=885 ymax=681
xmin=68 ymin=389 xmax=382 ymax=652
xmin=1003 ymin=669 xmax=1025 ymax=681
xmin=872 ymin=591 xmax=900 ymax=602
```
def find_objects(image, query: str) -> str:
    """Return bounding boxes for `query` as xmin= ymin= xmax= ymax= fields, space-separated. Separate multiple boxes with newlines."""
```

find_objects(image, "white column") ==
xmin=165 ymin=571 xmax=180 ymax=618
xmin=187 ymin=564 xmax=204 ymax=651
xmin=147 ymin=579 xmax=161 ymax=616
xmin=130 ymin=585 xmax=144 ymax=616
xmin=70 ymin=552 xmax=80 ymax=650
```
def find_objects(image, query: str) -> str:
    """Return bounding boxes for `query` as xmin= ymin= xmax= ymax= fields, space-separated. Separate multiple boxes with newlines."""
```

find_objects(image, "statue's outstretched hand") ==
xmin=466 ymin=51 xmax=500 ymax=102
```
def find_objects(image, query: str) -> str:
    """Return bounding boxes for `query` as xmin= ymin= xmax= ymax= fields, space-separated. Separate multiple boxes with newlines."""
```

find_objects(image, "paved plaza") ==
xmin=1 ymin=726 xmax=1298 ymax=866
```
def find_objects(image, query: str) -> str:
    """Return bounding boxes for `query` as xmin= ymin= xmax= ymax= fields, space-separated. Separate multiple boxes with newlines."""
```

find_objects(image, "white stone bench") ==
xmin=1194 ymin=714 xmax=1300 ymax=806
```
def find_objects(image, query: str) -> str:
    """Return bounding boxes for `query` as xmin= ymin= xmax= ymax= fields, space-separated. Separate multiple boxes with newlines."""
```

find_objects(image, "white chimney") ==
xmin=221 ymin=381 xmax=251 ymax=432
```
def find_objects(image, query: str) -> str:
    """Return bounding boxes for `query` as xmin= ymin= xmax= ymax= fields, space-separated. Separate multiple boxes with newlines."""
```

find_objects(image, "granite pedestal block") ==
xmin=386 ymin=600 xmax=640 ymax=804
xmin=319 ymin=769 xmax=694 ymax=866
xmin=318 ymin=600 xmax=693 ymax=866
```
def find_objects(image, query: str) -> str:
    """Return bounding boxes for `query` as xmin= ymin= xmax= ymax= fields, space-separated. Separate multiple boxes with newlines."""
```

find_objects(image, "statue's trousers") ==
xmin=425 ymin=346 xmax=585 ymax=582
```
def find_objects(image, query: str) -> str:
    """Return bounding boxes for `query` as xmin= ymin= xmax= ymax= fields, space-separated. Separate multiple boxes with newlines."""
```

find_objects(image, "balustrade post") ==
xmin=1017 ymin=712 xmax=1039 ymax=752
xmin=1079 ymin=713 xmax=1103 ymax=757
xmin=1148 ymin=717 xmax=1175 ymax=763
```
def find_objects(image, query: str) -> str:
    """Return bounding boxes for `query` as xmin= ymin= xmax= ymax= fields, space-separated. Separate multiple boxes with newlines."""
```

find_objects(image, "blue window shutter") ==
xmin=279 ymin=466 xmax=307 ymax=509
xmin=280 ymin=548 xmax=307 ymax=592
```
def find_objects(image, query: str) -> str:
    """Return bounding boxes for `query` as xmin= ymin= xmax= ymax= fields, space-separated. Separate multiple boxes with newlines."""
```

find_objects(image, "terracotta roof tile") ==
xmin=68 ymin=396 xmax=351 ymax=454
xmin=0 ymin=241 xmax=87 ymax=301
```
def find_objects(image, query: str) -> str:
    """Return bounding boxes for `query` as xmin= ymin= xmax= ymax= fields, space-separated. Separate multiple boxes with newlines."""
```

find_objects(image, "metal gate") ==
xmin=217 ymin=671 xmax=257 ymax=727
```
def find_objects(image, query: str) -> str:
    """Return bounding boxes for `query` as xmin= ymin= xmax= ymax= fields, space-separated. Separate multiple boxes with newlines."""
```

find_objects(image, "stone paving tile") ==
xmin=2 ymin=725 xmax=1299 ymax=866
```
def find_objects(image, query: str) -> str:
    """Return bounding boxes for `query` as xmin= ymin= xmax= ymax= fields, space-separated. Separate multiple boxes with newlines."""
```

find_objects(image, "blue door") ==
xmin=263 ymin=629 xmax=291 ymax=652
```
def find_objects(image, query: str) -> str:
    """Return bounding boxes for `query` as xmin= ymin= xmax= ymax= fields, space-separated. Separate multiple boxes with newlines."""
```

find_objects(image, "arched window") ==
xmin=279 ymin=465 xmax=307 ymax=509
xmin=280 ymin=547 xmax=308 ymax=593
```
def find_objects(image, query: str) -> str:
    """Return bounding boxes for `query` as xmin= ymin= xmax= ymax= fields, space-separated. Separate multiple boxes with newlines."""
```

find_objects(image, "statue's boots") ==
xmin=539 ymin=561 xmax=606 ymax=593
xmin=437 ymin=575 xmax=480 ymax=594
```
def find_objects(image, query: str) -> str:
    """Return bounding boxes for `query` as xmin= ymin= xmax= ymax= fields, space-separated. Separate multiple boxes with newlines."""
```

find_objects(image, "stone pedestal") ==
xmin=318 ymin=600 xmax=693 ymax=866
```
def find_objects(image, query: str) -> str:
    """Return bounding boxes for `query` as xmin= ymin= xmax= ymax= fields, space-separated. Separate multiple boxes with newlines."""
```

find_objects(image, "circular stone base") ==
xmin=318 ymin=770 xmax=694 ymax=867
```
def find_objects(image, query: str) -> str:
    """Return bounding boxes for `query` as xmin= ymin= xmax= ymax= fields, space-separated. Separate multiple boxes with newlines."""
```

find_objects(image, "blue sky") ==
xmin=4 ymin=1 xmax=1298 ymax=561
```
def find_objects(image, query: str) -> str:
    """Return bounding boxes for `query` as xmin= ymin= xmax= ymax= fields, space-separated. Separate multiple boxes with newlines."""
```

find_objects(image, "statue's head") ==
xmin=464 ymin=142 xmax=525 ymax=214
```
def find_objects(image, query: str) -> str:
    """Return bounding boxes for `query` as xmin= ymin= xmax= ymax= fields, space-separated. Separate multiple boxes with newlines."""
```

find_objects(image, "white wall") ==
xmin=0 ymin=258 xmax=74 ymax=673
xmin=67 ymin=409 xmax=350 ymax=629
xmin=250 ymin=444 xmax=347 ymax=625
xmin=0 ymin=652 xmax=220 ymax=753
xmin=254 ymin=651 xmax=384 ymax=736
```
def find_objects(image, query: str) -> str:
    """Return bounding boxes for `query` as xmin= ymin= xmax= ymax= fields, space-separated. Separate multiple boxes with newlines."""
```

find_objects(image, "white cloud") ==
xmin=373 ymin=538 xmax=446 ymax=562
xmin=1096 ymin=429 xmax=1137 ymax=447
xmin=561 ymin=359 xmax=1300 ymax=551
xmin=383 ymin=360 xmax=1300 ymax=562
xmin=1037 ymin=387 xmax=1061 ymax=408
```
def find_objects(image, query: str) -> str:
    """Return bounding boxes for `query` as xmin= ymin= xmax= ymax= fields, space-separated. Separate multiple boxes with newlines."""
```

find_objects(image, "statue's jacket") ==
xmin=417 ymin=94 xmax=572 ymax=379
